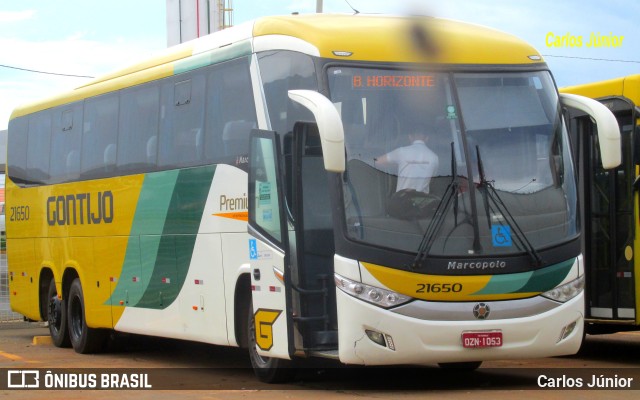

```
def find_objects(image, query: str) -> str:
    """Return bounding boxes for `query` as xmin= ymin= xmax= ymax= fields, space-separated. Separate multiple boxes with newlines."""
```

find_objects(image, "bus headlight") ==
xmin=541 ymin=275 xmax=585 ymax=303
xmin=335 ymin=273 xmax=412 ymax=309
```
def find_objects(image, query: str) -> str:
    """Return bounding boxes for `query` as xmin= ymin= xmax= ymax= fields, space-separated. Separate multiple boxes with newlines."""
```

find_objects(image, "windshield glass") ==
xmin=328 ymin=67 xmax=577 ymax=258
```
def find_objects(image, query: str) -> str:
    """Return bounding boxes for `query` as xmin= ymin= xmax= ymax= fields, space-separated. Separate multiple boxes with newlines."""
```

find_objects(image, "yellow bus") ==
xmin=561 ymin=75 xmax=640 ymax=334
xmin=7 ymin=14 xmax=620 ymax=382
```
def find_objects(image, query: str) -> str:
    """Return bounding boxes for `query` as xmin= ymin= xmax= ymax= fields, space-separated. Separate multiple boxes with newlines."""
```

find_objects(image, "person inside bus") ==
xmin=375 ymin=127 xmax=440 ymax=219
xmin=376 ymin=127 xmax=439 ymax=193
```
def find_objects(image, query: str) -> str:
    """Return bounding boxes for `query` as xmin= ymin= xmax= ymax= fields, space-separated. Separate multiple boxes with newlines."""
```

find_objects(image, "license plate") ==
xmin=461 ymin=331 xmax=503 ymax=348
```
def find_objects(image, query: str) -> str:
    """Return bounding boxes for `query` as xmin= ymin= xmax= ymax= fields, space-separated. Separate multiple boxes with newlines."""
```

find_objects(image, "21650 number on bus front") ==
xmin=416 ymin=283 xmax=463 ymax=294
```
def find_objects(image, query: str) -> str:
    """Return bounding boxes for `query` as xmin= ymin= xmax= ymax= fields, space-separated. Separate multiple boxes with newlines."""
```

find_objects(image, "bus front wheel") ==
xmin=47 ymin=278 xmax=71 ymax=348
xmin=247 ymin=303 xmax=296 ymax=383
xmin=67 ymin=278 xmax=107 ymax=354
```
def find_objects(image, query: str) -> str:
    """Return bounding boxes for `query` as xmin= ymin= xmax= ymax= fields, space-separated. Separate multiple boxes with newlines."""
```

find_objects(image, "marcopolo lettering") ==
xmin=447 ymin=260 xmax=507 ymax=270
xmin=46 ymin=191 xmax=114 ymax=226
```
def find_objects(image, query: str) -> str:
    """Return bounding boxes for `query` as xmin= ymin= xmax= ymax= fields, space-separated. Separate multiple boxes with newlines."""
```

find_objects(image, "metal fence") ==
xmin=1 ymin=248 xmax=23 ymax=323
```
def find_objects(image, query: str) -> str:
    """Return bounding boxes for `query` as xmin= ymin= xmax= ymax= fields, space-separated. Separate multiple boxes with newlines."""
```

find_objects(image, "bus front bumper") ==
xmin=336 ymin=289 xmax=584 ymax=365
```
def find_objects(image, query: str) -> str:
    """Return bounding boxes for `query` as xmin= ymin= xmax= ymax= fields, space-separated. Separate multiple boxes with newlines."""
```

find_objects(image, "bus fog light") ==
xmin=542 ymin=275 xmax=584 ymax=303
xmin=335 ymin=273 xmax=412 ymax=309
xmin=365 ymin=329 xmax=386 ymax=347
xmin=558 ymin=320 xmax=578 ymax=342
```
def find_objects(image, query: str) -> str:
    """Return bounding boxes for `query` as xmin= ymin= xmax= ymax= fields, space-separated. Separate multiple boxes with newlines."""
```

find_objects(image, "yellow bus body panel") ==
xmin=6 ymin=175 xmax=143 ymax=325
xmin=253 ymin=14 xmax=543 ymax=65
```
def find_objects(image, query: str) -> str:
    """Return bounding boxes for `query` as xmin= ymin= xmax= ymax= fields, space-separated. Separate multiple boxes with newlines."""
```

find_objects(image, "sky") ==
xmin=1 ymin=0 xmax=638 ymax=130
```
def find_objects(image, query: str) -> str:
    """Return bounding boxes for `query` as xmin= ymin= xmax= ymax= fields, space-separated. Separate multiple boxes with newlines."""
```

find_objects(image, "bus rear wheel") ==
xmin=47 ymin=278 xmax=71 ymax=348
xmin=67 ymin=278 xmax=107 ymax=354
xmin=247 ymin=303 xmax=296 ymax=383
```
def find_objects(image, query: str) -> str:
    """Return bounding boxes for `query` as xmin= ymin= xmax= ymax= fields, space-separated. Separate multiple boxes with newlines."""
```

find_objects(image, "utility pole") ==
xmin=316 ymin=0 xmax=322 ymax=13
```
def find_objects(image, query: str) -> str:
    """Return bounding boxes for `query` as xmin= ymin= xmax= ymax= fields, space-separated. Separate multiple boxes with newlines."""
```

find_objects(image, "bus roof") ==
xmin=10 ymin=14 xmax=544 ymax=121
xmin=560 ymin=74 xmax=640 ymax=105
xmin=251 ymin=14 xmax=543 ymax=64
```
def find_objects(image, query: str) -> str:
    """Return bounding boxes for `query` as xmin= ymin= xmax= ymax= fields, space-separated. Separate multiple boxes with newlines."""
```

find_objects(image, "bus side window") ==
xmin=7 ymin=117 xmax=28 ymax=185
xmin=26 ymin=111 xmax=52 ymax=185
xmin=81 ymin=93 xmax=119 ymax=180
xmin=222 ymin=120 xmax=256 ymax=158
xmin=204 ymin=56 xmax=257 ymax=169
xmin=117 ymin=84 xmax=160 ymax=174
xmin=158 ymin=74 xmax=206 ymax=169
xmin=50 ymin=103 xmax=82 ymax=183
xmin=257 ymin=51 xmax=318 ymax=136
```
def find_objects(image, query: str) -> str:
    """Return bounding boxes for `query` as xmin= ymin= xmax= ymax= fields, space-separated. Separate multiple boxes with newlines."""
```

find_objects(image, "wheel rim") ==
xmin=48 ymin=295 xmax=62 ymax=334
xmin=69 ymin=295 xmax=83 ymax=341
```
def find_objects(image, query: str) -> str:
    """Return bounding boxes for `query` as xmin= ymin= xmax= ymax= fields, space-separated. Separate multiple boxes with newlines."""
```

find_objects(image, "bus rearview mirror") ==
xmin=560 ymin=93 xmax=622 ymax=169
xmin=288 ymin=90 xmax=345 ymax=173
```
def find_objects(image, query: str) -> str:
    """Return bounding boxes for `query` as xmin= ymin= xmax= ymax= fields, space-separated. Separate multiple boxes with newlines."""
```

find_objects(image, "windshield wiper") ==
xmin=476 ymin=146 xmax=543 ymax=267
xmin=412 ymin=142 xmax=460 ymax=270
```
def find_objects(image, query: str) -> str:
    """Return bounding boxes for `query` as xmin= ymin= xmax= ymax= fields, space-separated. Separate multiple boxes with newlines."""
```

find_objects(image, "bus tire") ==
xmin=67 ymin=278 xmax=107 ymax=354
xmin=47 ymin=278 xmax=71 ymax=348
xmin=438 ymin=361 xmax=482 ymax=371
xmin=247 ymin=303 xmax=296 ymax=383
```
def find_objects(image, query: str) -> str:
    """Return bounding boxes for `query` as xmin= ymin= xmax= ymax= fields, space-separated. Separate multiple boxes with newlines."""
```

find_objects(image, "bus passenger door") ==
xmin=247 ymin=126 xmax=339 ymax=363
xmin=248 ymin=130 xmax=292 ymax=360
xmin=286 ymin=122 xmax=338 ymax=354
xmin=571 ymin=106 xmax=636 ymax=324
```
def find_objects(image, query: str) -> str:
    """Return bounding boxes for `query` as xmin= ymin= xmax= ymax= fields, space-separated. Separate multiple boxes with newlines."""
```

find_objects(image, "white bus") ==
xmin=7 ymin=14 xmax=620 ymax=382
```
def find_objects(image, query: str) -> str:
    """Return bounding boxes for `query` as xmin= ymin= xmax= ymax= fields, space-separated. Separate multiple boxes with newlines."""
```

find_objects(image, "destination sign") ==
xmin=352 ymin=74 xmax=435 ymax=89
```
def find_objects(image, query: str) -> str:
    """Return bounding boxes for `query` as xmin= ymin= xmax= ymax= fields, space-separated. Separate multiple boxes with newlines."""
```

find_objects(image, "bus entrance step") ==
xmin=309 ymin=330 xmax=338 ymax=347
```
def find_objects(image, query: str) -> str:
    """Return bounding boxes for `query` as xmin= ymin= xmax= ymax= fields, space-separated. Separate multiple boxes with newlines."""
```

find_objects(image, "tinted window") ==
xmin=10 ymin=56 xmax=259 ymax=186
xmin=205 ymin=56 xmax=257 ymax=169
xmin=27 ymin=111 xmax=52 ymax=184
xmin=258 ymin=51 xmax=317 ymax=135
xmin=7 ymin=117 xmax=28 ymax=184
xmin=50 ymin=103 xmax=83 ymax=183
xmin=158 ymin=74 xmax=206 ymax=169
xmin=81 ymin=94 xmax=119 ymax=179
xmin=118 ymin=84 xmax=160 ymax=174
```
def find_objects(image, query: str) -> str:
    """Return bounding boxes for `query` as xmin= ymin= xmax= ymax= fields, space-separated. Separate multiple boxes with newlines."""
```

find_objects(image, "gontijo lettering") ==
xmin=46 ymin=191 xmax=114 ymax=226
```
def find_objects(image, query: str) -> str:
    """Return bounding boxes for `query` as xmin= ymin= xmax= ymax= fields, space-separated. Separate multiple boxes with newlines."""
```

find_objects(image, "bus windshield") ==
xmin=328 ymin=67 xmax=578 ymax=258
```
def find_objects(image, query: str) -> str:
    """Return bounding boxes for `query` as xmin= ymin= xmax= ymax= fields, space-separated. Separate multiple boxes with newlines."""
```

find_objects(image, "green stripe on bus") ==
xmin=474 ymin=258 xmax=575 ymax=296
xmin=106 ymin=170 xmax=180 ymax=307
xmin=135 ymin=165 xmax=216 ymax=309
xmin=516 ymin=258 xmax=575 ymax=294
xmin=473 ymin=270 xmax=534 ymax=296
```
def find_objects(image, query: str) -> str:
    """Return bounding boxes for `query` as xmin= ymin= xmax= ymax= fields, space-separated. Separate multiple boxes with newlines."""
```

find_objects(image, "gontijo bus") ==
xmin=7 ymin=14 xmax=621 ymax=382
xmin=561 ymin=75 xmax=640 ymax=334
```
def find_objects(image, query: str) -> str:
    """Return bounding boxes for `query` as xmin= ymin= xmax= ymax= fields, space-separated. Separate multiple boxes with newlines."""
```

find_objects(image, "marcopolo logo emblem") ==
xmin=473 ymin=303 xmax=491 ymax=320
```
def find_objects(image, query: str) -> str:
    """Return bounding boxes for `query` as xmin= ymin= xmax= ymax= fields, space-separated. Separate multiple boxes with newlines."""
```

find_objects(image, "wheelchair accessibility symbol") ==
xmin=491 ymin=225 xmax=512 ymax=247
xmin=249 ymin=239 xmax=258 ymax=260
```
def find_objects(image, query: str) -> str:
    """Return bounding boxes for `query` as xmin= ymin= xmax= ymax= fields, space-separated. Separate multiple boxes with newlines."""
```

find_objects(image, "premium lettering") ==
xmin=219 ymin=193 xmax=248 ymax=211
